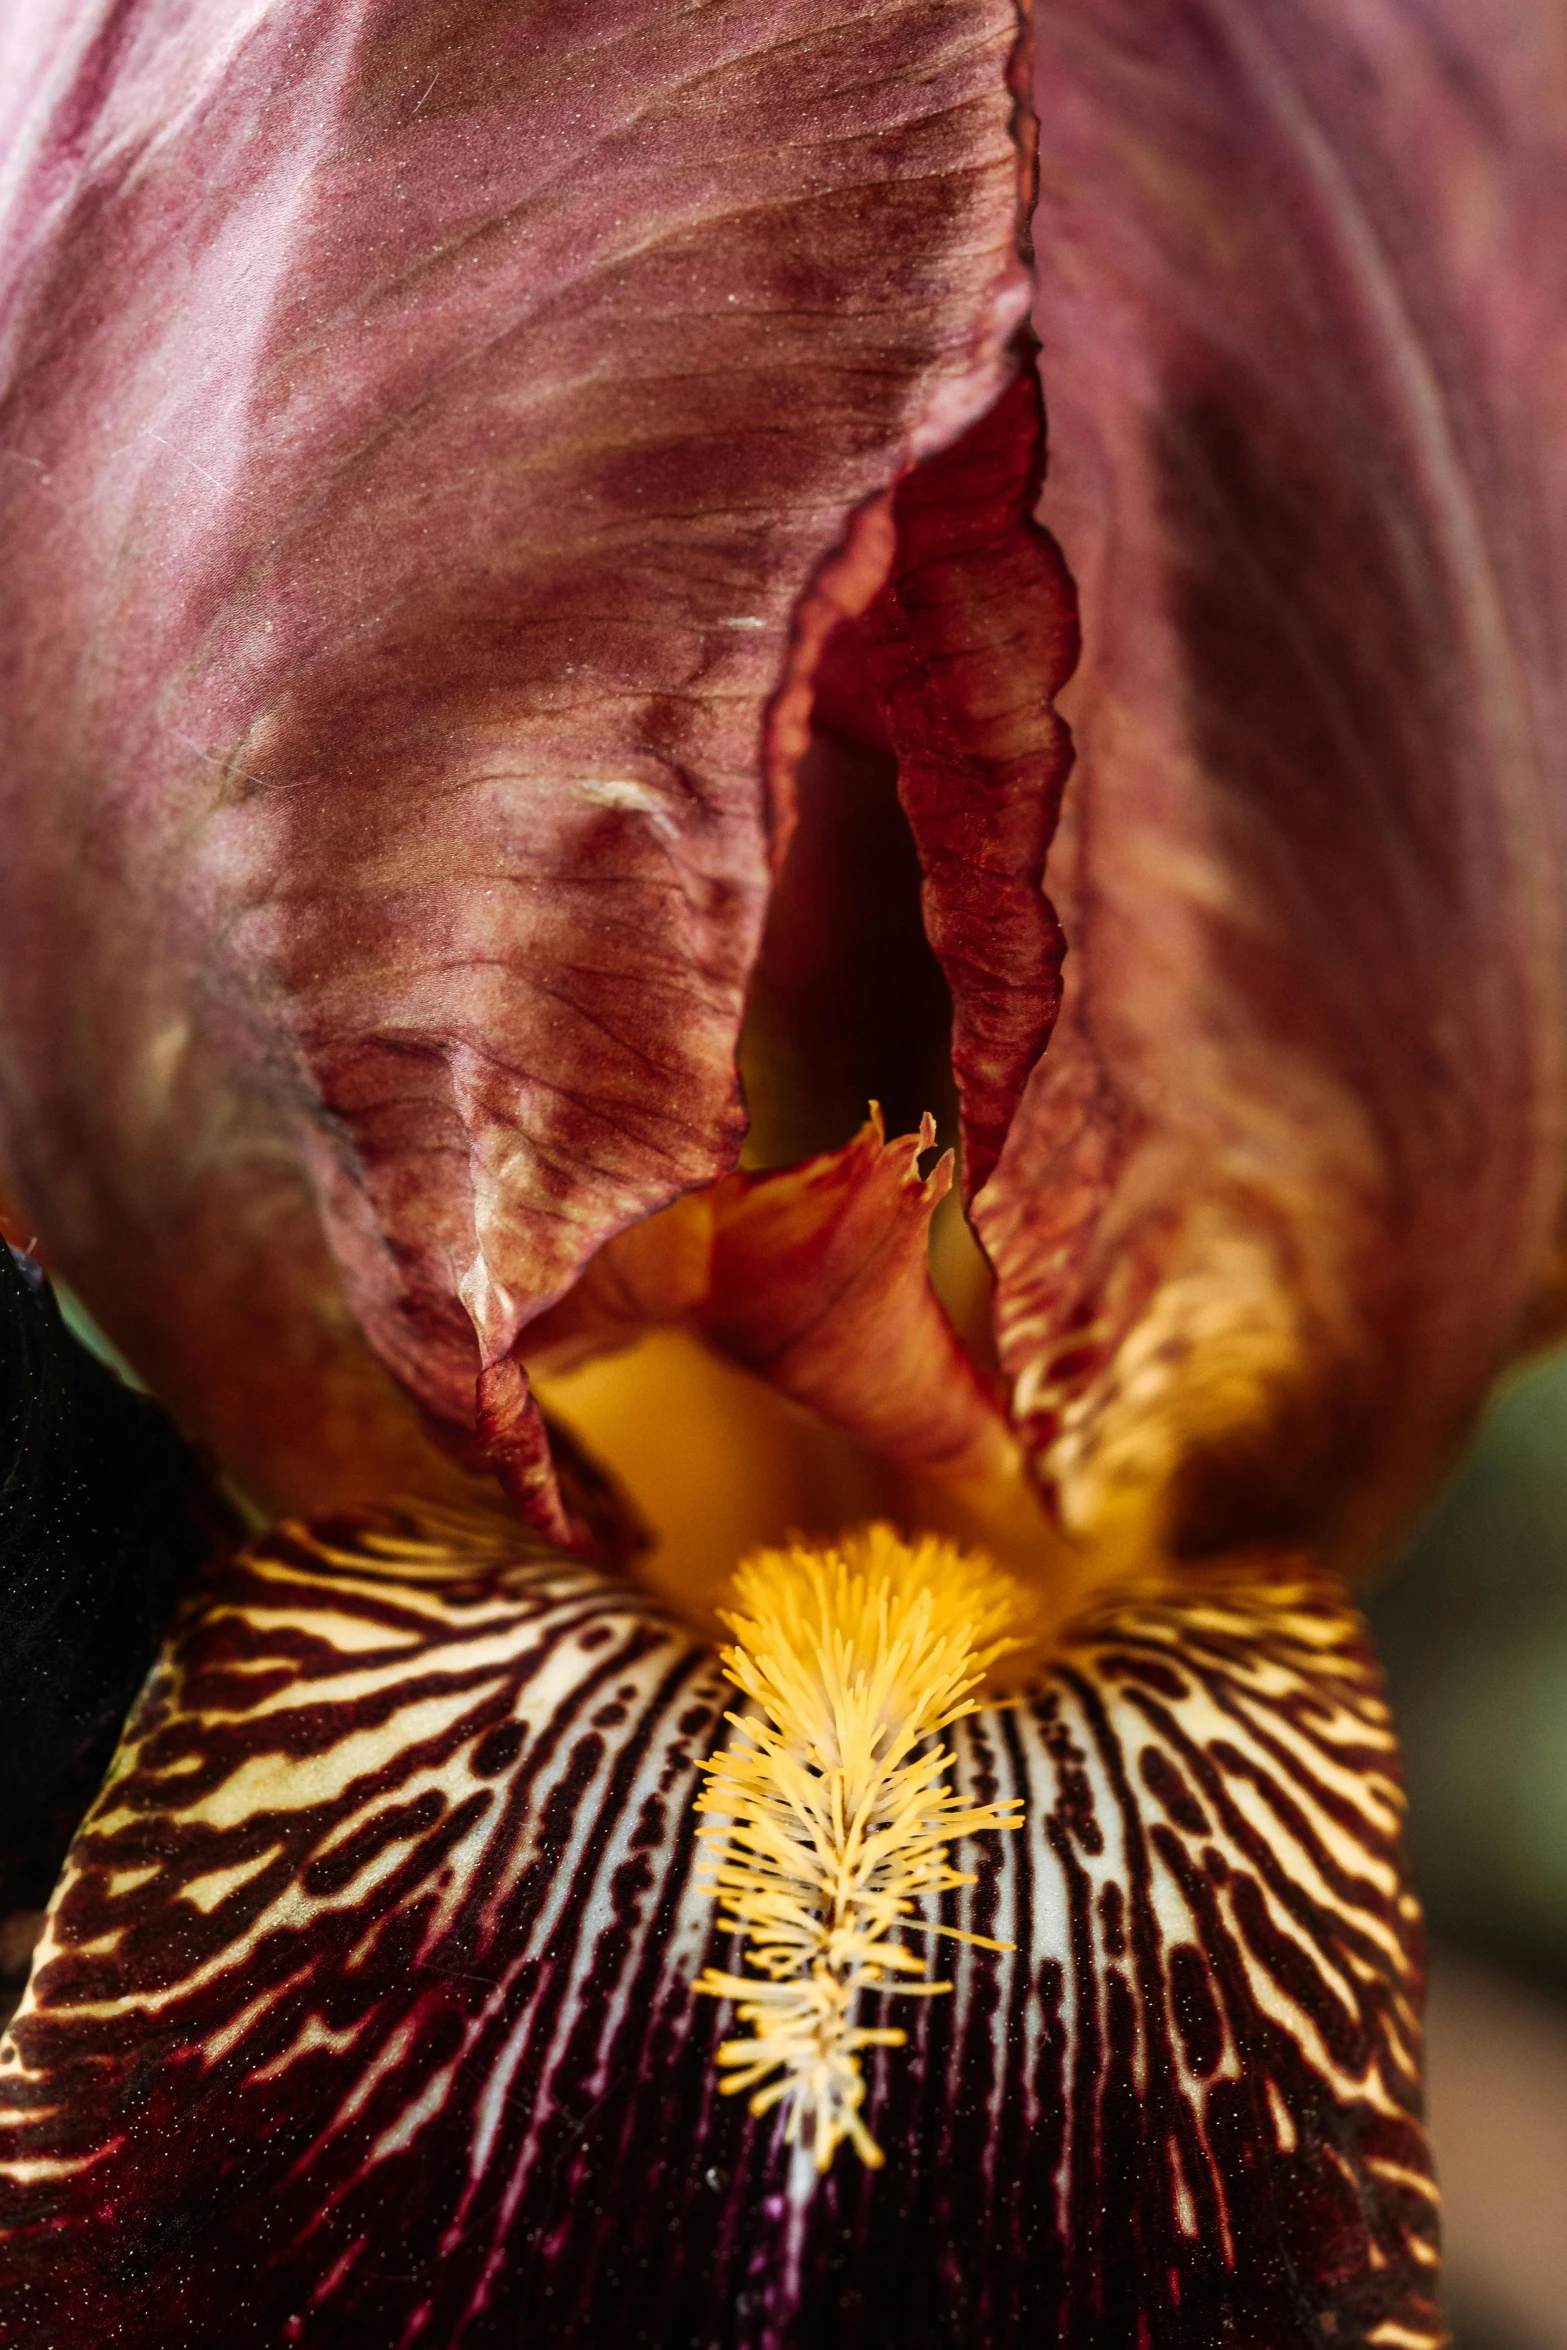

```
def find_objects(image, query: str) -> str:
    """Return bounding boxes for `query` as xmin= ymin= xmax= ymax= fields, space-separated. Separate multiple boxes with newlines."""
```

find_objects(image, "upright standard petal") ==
xmin=0 ymin=0 xmax=1035 ymax=1523
xmin=980 ymin=0 xmax=1567 ymax=1570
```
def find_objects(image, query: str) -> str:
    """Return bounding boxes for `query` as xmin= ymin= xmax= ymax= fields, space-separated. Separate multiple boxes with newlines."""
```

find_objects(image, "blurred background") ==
xmin=1368 ymin=1349 xmax=1567 ymax=2350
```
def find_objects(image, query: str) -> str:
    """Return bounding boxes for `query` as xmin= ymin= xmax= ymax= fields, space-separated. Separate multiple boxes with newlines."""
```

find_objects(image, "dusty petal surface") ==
xmin=0 ymin=1511 xmax=1436 ymax=2348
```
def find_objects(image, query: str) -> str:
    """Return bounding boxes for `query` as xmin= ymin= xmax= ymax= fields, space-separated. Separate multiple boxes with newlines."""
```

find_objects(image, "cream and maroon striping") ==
xmin=0 ymin=1515 xmax=1438 ymax=2348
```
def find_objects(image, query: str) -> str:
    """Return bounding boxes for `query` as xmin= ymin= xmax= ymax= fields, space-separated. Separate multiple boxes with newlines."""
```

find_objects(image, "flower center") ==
xmin=520 ymin=645 xmax=1081 ymax=1630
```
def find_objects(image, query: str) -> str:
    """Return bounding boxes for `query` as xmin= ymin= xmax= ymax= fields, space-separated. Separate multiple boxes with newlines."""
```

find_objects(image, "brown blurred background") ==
xmin=1368 ymin=1351 xmax=1567 ymax=2350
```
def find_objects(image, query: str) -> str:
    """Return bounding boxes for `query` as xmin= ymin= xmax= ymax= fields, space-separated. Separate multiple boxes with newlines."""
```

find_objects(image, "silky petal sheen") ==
xmin=0 ymin=0 xmax=1032 ymax=1512
xmin=0 ymin=1512 xmax=1435 ymax=2347
xmin=983 ymin=0 xmax=1567 ymax=1569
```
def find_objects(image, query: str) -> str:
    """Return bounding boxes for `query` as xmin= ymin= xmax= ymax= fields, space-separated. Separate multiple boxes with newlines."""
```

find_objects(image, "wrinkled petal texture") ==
xmin=862 ymin=367 xmax=1079 ymax=1196
xmin=0 ymin=1513 xmax=1436 ymax=2348
xmin=993 ymin=0 xmax=1567 ymax=1567
xmin=0 ymin=0 xmax=1032 ymax=1513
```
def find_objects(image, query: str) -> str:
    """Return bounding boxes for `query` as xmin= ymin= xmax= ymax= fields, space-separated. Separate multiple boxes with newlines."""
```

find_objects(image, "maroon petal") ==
xmin=0 ymin=0 xmax=1033 ymax=1515
xmin=862 ymin=363 xmax=1080 ymax=1195
xmin=978 ymin=0 xmax=1567 ymax=1568
xmin=0 ymin=1511 xmax=1436 ymax=2347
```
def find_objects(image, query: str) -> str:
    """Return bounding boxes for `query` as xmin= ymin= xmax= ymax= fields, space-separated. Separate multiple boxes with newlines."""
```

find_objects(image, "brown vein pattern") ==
xmin=0 ymin=1513 xmax=1438 ymax=2347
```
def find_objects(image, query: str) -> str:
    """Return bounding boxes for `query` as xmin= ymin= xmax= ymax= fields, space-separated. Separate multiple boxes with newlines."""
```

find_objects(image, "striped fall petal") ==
xmin=0 ymin=1509 xmax=1435 ymax=2347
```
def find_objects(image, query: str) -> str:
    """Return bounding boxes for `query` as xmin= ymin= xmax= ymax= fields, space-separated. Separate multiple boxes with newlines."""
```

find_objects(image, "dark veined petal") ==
xmin=0 ymin=0 xmax=1035 ymax=1525
xmin=0 ymin=1510 xmax=1436 ymax=2348
xmin=976 ymin=0 xmax=1567 ymax=1571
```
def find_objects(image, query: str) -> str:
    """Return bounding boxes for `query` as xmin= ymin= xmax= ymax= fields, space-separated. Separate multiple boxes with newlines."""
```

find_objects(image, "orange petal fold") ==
xmin=529 ymin=1114 xmax=1017 ymax=1496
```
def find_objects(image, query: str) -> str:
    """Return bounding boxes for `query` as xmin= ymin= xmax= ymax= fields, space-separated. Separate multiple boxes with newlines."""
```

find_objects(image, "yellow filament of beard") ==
xmin=693 ymin=1524 xmax=1025 ymax=2173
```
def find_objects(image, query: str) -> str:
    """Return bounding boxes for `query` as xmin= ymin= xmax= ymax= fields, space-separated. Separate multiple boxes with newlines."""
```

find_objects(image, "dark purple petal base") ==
xmin=0 ymin=1516 xmax=1437 ymax=2348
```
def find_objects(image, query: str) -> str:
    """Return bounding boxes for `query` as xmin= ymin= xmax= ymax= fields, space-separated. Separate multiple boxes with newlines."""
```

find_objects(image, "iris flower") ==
xmin=0 ymin=0 xmax=1563 ymax=2342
